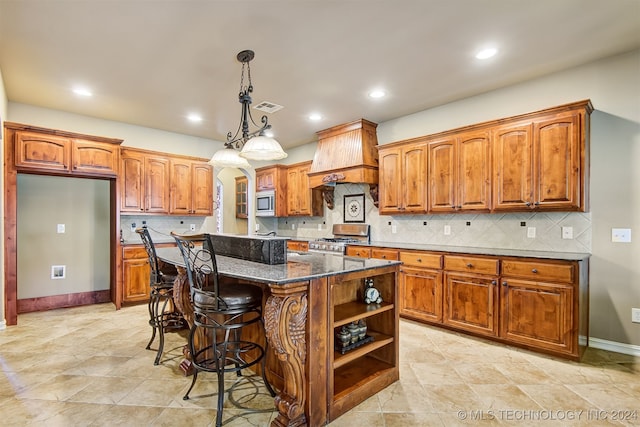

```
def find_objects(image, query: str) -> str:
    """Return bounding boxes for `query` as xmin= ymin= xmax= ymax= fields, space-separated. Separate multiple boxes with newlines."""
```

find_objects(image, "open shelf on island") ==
xmin=333 ymin=330 xmax=393 ymax=368
xmin=334 ymin=301 xmax=394 ymax=327
xmin=333 ymin=354 xmax=396 ymax=401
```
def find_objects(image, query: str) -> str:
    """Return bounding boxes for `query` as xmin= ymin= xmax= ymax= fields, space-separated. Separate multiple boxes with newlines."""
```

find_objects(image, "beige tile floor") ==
xmin=1 ymin=303 xmax=639 ymax=426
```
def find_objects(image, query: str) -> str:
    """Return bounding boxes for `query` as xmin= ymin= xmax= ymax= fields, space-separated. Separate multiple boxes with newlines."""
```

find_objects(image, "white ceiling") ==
xmin=1 ymin=0 xmax=639 ymax=149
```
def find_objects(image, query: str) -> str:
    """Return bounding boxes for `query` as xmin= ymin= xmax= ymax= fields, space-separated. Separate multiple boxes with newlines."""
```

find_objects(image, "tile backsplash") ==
xmin=120 ymin=215 xmax=205 ymax=243
xmin=274 ymin=183 xmax=591 ymax=253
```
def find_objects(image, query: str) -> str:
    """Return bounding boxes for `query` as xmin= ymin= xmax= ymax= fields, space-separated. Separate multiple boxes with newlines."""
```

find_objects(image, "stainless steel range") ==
xmin=308 ymin=223 xmax=370 ymax=255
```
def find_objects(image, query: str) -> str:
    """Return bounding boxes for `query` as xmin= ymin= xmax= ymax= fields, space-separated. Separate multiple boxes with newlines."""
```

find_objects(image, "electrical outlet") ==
xmin=317 ymin=223 xmax=322 ymax=231
xmin=562 ymin=226 xmax=573 ymax=239
xmin=612 ymin=228 xmax=631 ymax=243
xmin=632 ymin=308 xmax=640 ymax=323
xmin=291 ymin=223 xmax=296 ymax=230
xmin=189 ymin=224 xmax=196 ymax=231
xmin=130 ymin=223 xmax=136 ymax=232
xmin=527 ymin=227 xmax=536 ymax=238
xmin=444 ymin=225 xmax=451 ymax=235
xmin=255 ymin=223 xmax=260 ymax=232
xmin=391 ymin=225 xmax=397 ymax=234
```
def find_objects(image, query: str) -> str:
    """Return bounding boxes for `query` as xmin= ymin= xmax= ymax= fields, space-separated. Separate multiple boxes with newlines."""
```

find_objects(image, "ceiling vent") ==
xmin=253 ymin=101 xmax=284 ymax=113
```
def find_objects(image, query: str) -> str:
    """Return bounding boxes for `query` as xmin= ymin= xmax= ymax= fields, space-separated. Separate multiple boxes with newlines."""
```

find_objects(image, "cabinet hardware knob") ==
xmin=416 ymin=258 xmax=422 ymax=262
xmin=534 ymin=201 xmax=540 ymax=206
xmin=457 ymin=205 xmax=462 ymax=209
xmin=491 ymin=280 xmax=497 ymax=285
xmin=466 ymin=263 xmax=473 ymax=268
xmin=531 ymin=268 xmax=538 ymax=273
xmin=451 ymin=205 xmax=456 ymax=209
xmin=502 ymin=281 xmax=508 ymax=286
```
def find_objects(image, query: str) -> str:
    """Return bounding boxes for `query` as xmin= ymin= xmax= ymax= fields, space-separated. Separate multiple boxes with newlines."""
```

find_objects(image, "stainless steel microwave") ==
xmin=256 ymin=190 xmax=275 ymax=216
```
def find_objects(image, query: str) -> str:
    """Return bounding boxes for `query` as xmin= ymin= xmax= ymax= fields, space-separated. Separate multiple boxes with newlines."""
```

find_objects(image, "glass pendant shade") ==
xmin=209 ymin=147 xmax=252 ymax=169
xmin=239 ymin=135 xmax=288 ymax=161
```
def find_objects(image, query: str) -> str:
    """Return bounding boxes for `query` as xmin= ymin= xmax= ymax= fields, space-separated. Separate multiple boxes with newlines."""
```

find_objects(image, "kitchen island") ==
xmin=156 ymin=248 xmax=401 ymax=427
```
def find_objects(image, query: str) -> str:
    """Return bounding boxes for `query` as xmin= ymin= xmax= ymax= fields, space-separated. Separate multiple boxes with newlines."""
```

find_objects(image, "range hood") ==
xmin=308 ymin=119 xmax=379 ymax=189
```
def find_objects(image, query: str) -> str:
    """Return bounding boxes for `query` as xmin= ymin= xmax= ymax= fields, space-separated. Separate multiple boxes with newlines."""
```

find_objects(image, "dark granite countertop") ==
xmin=349 ymin=241 xmax=590 ymax=261
xmin=156 ymin=247 xmax=401 ymax=285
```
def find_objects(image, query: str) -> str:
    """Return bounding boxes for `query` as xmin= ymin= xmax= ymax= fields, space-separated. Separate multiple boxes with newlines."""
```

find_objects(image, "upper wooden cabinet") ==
xmin=428 ymin=131 xmax=491 ymax=213
xmin=493 ymin=109 xmax=587 ymax=211
xmin=121 ymin=149 xmax=170 ymax=214
xmin=121 ymin=148 xmax=212 ymax=215
xmin=378 ymin=141 xmax=427 ymax=214
xmin=170 ymin=159 xmax=213 ymax=215
xmin=13 ymin=128 xmax=121 ymax=176
xmin=286 ymin=161 xmax=323 ymax=217
xmin=256 ymin=166 xmax=278 ymax=191
xmin=235 ymin=176 xmax=248 ymax=218
xmin=379 ymin=100 xmax=592 ymax=215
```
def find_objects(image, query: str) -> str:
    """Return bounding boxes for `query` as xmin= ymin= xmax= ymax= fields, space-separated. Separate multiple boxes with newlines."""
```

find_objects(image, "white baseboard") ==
xmin=589 ymin=337 xmax=640 ymax=357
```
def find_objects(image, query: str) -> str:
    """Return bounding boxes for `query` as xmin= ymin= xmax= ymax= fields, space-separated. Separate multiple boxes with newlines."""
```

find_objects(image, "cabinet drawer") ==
xmin=400 ymin=251 xmax=442 ymax=269
xmin=444 ymin=255 xmax=498 ymax=275
xmin=371 ymin=248 xmax=399 ymax=260
xmin=123 ymin=246 xmax=148 ymax=260
xmin=287 ymin=240 xmax=309 ymax=252
xmin=345 ymin=246 xmax=371 ymax=258
xmin=501 ymin=259 xmax=574 ymax=283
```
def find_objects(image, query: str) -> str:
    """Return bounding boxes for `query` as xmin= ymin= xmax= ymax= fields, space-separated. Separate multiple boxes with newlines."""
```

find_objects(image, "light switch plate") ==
xmin=57 ymin=224 xmax=65 ymax=234
xmin=444 ymin=225 xmax=451 ymax=235
xmin=391 ymin=225 xmax=397 ymax=234
xmin=612 ymin=228 xmax=631 ymax=243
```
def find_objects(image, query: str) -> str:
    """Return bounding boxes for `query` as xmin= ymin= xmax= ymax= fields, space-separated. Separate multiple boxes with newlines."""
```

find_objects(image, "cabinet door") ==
xmin=492 ymin=123 xmax=533 ymax=211
xmin=402 ymin=144 xmax=427 ymax=212
xmin=191 ymin=162 xmax=213 ymax=215
xmin=443 ymin=272 xmax=498 ymax=336
xmin=120 ymin=150 xmax=146 ymax=212
xmin=400 ymin=267 xmax=443 ymax=323
xmin=256 ymin=168 xmax=276 ymax=191
xmin=235 ymin=176 xmax=248 ymax=218
xmin=378 ymin=147 xmax=402 ymax=214
xmin=500 ymin=278 xmax=574 ymax=354
xmin=457 ymin=131 xmax=490 ymax=211
xmin=145 ymin=156 xmax=170 ymax=213
xmin=122 ymin=257 xmax=150 ymax=303
xmin=296 ymin=163 xmax=312 ymax=215
xmin=533 ymin=112 xmax=581 ymax=210
xmin=428 ymin=137 xmax=456 ymax=212
xmin=72 ymin=139 xmax=119 ymax=176
xmin=286 ymin=167 xmax=301 ymax=215
xmin=15 ymin=131 xmax=71 ymax=172
xmin=170 ymin=159 xmax=193 ymax=214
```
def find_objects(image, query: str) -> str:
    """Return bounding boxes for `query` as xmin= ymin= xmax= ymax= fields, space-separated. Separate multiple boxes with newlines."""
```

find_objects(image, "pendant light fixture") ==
xmin=209 ymin=50 xmax=287 ymax=168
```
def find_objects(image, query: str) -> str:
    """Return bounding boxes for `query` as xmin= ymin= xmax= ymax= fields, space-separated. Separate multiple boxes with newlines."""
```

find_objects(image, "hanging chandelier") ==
xmin=209 ymin=49 xmax=287 ymax=168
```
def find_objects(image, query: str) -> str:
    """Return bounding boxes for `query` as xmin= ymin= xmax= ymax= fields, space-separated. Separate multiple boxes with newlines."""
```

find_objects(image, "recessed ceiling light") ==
xmin=72 ymin=87 xmax=92 ymax=97
xmin=368 ymin=89 xmax=386 ymax=99
xmin=308 ymin=113 xmax=322 ymax=121
xmin=187 ymin=113 xmax=203 ymax=123
xmin=476 ymin=48 xmax=498 ymax=60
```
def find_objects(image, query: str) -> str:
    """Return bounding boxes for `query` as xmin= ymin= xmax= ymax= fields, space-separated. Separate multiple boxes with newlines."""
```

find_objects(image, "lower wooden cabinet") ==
xmin=122 ymin=243 xmax=175 ymax=304
xmin=350 ymin=244 xmax=588 ymax=360
xmin=443 ymin=255 xmax=500 ymax=337
xmin=399 ymin=251 xmax=443 ymax=323
xmin=286 ymin=240 xmax=309 ymax=252
xmin=122 ymin=246 xmax=151 ymax=303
